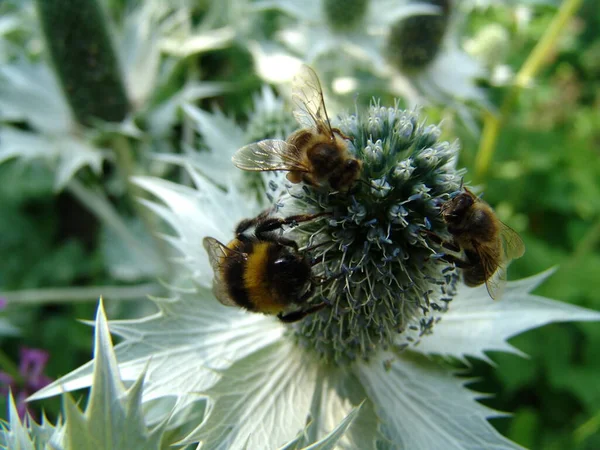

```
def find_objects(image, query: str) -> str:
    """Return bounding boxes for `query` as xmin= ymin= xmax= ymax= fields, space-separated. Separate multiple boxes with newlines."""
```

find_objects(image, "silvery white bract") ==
xmin=253 ymin=0 xmax=436 ymax=65
xmin=59 ymin=301 xmax=168 ymax=450
xmin=20 ymin=298 xmax=365 ymax=449
xmin=1 ymin=301 xmax=166 ymax=450
xmin=0 ymin=62 xmax=105 ymax=191
xmin=157 ymin=86 xmax=295 ymax=188
xmin=0 ymin=393 xmax=60 ymax=450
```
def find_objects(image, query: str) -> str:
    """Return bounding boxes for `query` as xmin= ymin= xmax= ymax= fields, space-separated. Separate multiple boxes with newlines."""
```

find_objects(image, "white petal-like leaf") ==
xmin=0 ymin=63 xmax=73 ymax=133
xmin=161 ymin=28 xmax=234 ymax=57
xmin=145 ymin=82 xmax=226 ymax=137
xmin=30 ymin=288 xmax=284 ymax=418
xmin=413 ymin=269 xmax=600 ymax=362
xmin=180 ymin=339 xmax=317 ymax=449
xmin=133 ymin=171 xmax=259 ymax=285
xmin=280 ymin=402 xmax=364 ymax=450
xmin=1 ymin=393 xmax=37 ymax=450
xmin=294 ymin=367 xmax=380 ymax=450
xmin=302 ymin=403 xmax=363 ymax=450
xmin=180 ymin=104 xmax=246 ymax=184
xmin=58 ymin=300 xmax=166 ymax=450
xmin=355 ymin=352 xmax=524 ymax=450
xmin=0 ymin=128 xmax=105 ymax=191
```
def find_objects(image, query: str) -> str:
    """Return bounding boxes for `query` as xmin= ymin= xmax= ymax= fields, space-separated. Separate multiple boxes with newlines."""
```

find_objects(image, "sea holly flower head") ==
xmin=31 ymin=97 xmax=600 ymax=449
xmin=270 ymin=101 xmax=464 ymax=364
xmin=383 ymin=0 xmax=488 ymax=108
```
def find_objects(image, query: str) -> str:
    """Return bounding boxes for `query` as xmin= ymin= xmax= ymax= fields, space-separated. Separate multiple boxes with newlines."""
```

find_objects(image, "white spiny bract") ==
xmin=0 ymin=393 xmax=60 ymax=450
xmin=158 ymin=85 xmax=296 ymax=191
xmin=29 ymin=100 xmax=600 ymax=449
xmin=1 ymin=301 xmax=166 ymax=450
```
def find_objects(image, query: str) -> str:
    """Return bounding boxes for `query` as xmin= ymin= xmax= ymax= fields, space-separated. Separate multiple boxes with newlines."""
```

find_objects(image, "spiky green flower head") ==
xmin=322 ymin=0 xmax=369 ymax=32
xmin=268 ymin=101 xmax=463 ymax=364
xmin=244 ymin=86 xmax=298 ymax=144
xmin=386 ymin=0 xmax=451 ymax=73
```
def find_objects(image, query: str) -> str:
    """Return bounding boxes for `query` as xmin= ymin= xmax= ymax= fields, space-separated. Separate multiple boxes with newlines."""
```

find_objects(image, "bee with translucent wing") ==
xmin=232 ymin=65 xmax=362 ymax=191
xmin=203 ymin=211 xmax=329 ymax=323
xmin=438 ymin=187 xmax=525 ymax=300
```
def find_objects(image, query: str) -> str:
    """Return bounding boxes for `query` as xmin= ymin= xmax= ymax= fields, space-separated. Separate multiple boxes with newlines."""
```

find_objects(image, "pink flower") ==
xmin=0 ymin=347 xmax=52 ymax=420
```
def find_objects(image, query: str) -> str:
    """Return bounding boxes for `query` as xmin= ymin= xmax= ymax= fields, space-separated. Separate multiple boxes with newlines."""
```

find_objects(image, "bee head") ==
xmin=441 ymin=192 xmax=474 ymax=224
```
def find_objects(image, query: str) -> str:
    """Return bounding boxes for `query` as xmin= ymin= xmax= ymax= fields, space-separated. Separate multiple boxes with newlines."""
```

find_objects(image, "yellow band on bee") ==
xmin=244 ymin=242 xmax=282 ymax=314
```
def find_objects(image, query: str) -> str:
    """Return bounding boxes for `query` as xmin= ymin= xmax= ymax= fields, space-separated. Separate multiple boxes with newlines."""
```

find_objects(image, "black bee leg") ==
xmin=332 ymin=127 xmax=352 ymax=141
xmin=275 ymin=236 xmax=299 ymax=250
xmin=309 ymin=254 xmax=325 ymax=266
xmin=254 ymin=212 xmax=330 ymax=237
xmin=437 ymin=253 xmax=471 ymax=269
xmin=420 ymin=230 xmax=462 ymax=253
xmin=440 ymin=241 xmax=461 ymax=253
xmin=421 ymin=229 xmax=444 ymax=244
xmin=277 ymin=302 xmax=326 ymax=323
xmin=235 ymin=210 xmax=271 ymax=235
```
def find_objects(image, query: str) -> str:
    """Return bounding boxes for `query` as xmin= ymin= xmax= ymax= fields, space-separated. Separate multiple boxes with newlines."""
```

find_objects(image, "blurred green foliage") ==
xmin=459 ymin=3 xmax=600 ymax=448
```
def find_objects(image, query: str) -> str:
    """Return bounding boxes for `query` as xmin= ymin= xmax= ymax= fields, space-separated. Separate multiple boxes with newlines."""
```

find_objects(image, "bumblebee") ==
xmin=232 ymin=65 xmax=362 ymax=191
xmin=203 ymin=212 xmax=327 ymax=322
xmin=438 ymin=187 xmax=525 ymax=300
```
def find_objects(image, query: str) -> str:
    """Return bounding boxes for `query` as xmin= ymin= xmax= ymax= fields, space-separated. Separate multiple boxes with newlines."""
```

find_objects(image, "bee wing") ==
xmin=480 ymin=223 xmax=524 ymax=300
xmin=292 ymin=65 xmax=335 ymax=139
xmin=499 ymin=222 xmax=526 ymax=261
xmin=202 ymin=237 xmax=240 ymax=307
xmin=484 ymin=262 xmax=508 ymax=301
xmin=232 ymin=140 xmax=311 ymax=173
xmin=473 ymin=243 xmax=507 ymax=301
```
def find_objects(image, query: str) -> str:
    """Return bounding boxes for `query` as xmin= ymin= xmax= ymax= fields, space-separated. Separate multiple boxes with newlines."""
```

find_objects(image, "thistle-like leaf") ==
xmin=0 ymin=127 xmax=105 ymax=191
xmin=355 ymin=352 xmax=524 ymax=450
xmin=56 ymin=300 xmax=167 ymax=450
xmin=412 ymin=268 xmax=600 ymax=363
xmin=179 ymin=339 xmax=317 ymax=449
xmin=30 ymin=289 xmax=284 ymax=418
xmin=279 ymin=402 xmax=364 ymax=450
xmin=0 ymin=392 xmax=60 ymax=450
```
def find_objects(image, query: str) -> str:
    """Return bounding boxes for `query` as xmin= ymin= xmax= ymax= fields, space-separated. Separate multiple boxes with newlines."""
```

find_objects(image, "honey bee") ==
xmin=203 ymin=211 xmax=328 ymax=322
xmin=232 ymin=65 xmax=362 ymax=191
xmin=439 ymin=187 xmax=525 ymax=300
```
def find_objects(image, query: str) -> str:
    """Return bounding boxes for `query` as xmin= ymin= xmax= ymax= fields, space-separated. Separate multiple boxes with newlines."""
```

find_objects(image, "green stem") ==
xmin=574 ymin=409 xmax=600 ymax=444
xmin=474 ymin=0 xmax=583 ymax=182
xmin=0 ymin=283 xmax=163 ymax=305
